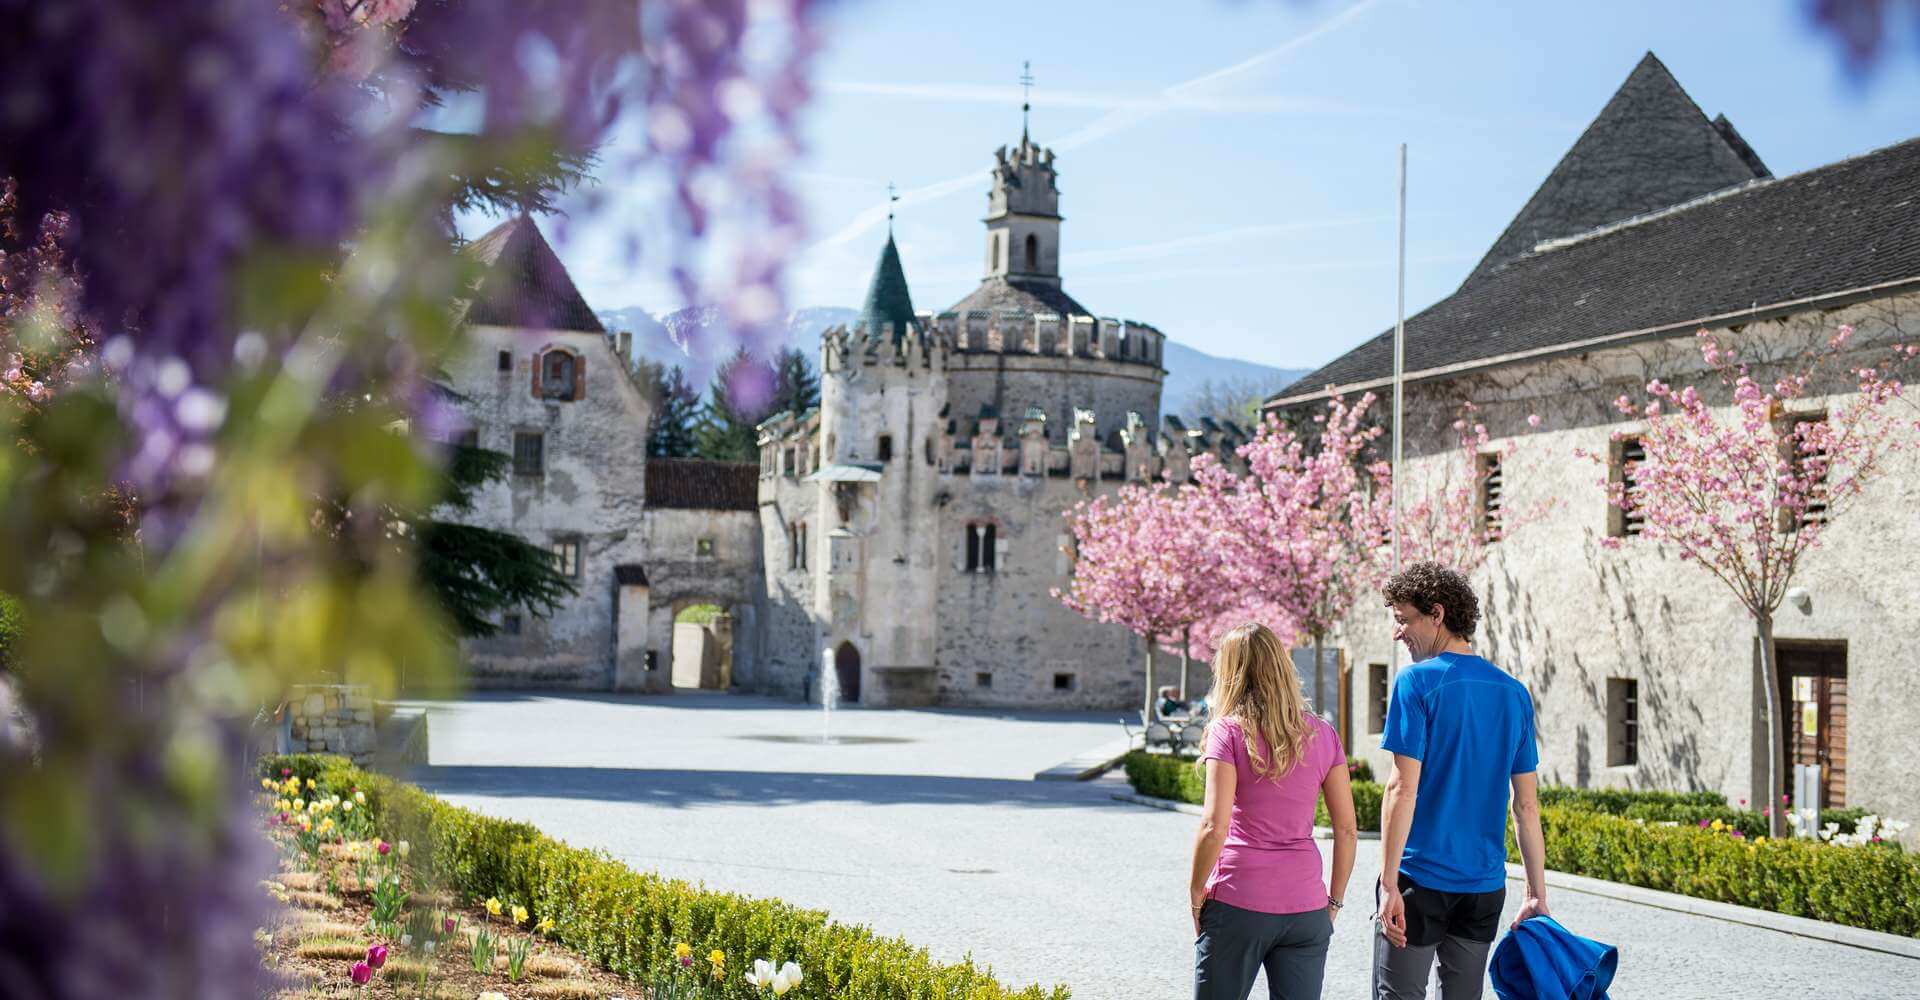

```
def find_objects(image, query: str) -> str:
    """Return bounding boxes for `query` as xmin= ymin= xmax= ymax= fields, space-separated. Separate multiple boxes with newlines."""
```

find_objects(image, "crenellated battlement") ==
xmin=818 ymin=319 xmax=950 ymax=375
xmin=928 ymin=402 xmax=1247 ymax=484
xmin=929 ymin=309 xmax=1164 ymax=368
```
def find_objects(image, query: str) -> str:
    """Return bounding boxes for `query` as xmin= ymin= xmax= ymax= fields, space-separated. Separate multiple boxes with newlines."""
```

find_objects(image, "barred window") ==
xmin=550 ymin=539 xmax=580 ymax=579
xmin=513 ymin=432 xmax=544 ymax=477
xmin=1607 ymin=678 xmax=1639 ymax=767
xmin=1477 ymin=452 xmax=1505 ymax=541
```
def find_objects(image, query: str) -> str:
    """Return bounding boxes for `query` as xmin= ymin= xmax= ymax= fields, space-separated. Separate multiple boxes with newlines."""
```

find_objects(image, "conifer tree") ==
xmin=646 ymin=363 xmax=701 ymax=458
xmin=697 ymin=349 xmax=775 ymax=461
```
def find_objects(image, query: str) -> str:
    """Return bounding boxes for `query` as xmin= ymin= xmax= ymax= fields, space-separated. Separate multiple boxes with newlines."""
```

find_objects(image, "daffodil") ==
xmin=305 ymin=777 xmax=316 ymax=789
xmin=485 ymin=897 xmax=502 ymax=917
xmin=675 ymin=942 xmax=693 ymax=961
xmin=536 ymin=916 xmax=555 ymax=934
xmin=512 ymin=904 xmax=529 ymax=926
xmin=709 ymin=949 xmax=726 ymax=980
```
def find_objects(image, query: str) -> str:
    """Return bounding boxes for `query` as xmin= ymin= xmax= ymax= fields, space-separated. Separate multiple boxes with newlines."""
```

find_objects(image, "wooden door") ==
xmin=1777 ymin=644 xmax=1847 ymax=808
xmin=834 ymin=641 xmax=862 ymax=704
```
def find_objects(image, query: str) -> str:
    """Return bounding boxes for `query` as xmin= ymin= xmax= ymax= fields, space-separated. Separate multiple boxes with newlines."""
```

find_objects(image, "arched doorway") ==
xmin=834 ymin=641 xmax=862 ymax=704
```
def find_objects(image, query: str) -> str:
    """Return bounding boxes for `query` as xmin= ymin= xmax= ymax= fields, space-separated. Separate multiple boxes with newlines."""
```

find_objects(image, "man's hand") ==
xmin=1377 ymin=882 xmax=1408 ymax=948
xmin=1512 ymin=894 xmax=1548 ymax=929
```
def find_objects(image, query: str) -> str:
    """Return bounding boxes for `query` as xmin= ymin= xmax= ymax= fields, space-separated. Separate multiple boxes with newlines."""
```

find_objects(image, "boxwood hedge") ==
xmin=260 ymin=754 xmax=1070 ymax=999
xmin=1121 ymin=750 xmax=1383 ymax=831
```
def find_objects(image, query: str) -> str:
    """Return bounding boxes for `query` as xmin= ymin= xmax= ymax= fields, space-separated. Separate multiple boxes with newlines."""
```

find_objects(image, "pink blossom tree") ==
xmin=1396 ymin=401 xmax=1552 ymax=575
xmin=1589 ymin=326 xmax=1915 ymax=836
xmin=1057 ymin=479 xmax=1236 ymax=724
xmin=1205 ymin=393 xmax=1392 ymax=722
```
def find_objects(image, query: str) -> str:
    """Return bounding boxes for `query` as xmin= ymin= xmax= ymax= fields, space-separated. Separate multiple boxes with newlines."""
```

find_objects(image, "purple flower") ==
xmin=350 ymin=961 xmax=371 ymax=985
xmin=365 ymin=944 xmax=387 ymax=969
xmin=376 ymin=840 xmax=390 ymax=856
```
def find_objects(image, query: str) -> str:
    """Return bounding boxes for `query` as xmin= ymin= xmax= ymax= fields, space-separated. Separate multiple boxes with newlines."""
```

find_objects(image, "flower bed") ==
xmin=261 ymin=754 xmax=1068 ymax=999
xmin=1537 ymin=785 xmax=1873 ymax=839
xmin=1510 ymin=807 xmax=1920 ymax=937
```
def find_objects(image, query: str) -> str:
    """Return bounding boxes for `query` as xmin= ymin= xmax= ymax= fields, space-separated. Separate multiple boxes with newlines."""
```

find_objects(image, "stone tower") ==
xmin=984 ymin=135 xmax=1062 ymax=284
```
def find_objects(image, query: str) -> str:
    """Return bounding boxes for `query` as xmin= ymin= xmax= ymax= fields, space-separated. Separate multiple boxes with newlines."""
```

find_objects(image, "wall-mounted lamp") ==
xmin=1786 ymin=587 xmax=1812 ymax=615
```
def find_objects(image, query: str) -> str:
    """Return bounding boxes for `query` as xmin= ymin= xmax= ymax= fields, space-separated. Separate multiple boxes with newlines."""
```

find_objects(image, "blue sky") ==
xmin=496 ymin=0 xmax=1920 ymax=371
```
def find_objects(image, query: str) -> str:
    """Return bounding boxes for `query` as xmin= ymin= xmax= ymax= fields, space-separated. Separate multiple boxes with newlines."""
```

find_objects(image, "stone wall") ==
xmin=442 ymin=324 xmax=653 ymax=689
xmin=1321 ymin=294 xmax=1920 ymax=823
xmin=944 ymin=351 xmax=1163 ymax=444
xmin=287 ymin=684 xmax=374 ymax=766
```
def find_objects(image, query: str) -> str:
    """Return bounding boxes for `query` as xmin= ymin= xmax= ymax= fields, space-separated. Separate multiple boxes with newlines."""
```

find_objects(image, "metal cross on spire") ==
xmin=886 ymin=181 xmax=899 ymax=234
xmin=1019 ymin=60 xmax=1035 ymax=140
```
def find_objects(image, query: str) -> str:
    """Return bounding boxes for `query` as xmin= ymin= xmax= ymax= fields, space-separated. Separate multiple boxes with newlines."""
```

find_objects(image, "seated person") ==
xmin=1156 ymin=686 xmax=1193 ymax=721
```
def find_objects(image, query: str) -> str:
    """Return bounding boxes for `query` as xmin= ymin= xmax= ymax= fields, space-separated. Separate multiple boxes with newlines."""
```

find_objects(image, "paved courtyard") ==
xmin=404 ymin=692 xmax=1920 ymax=999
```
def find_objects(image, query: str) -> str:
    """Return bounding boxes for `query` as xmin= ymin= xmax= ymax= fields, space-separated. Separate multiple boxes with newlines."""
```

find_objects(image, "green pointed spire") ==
xmin=858 ymin=235 xmax=917 ymax=342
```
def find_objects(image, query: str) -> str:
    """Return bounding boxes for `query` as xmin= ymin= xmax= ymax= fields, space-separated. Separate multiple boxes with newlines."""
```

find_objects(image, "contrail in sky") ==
xmin=803 ymin=0 xmax=1384 ymax=254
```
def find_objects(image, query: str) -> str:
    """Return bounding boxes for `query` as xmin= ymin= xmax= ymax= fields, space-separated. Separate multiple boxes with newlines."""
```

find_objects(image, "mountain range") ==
xmin=594 ymin=305 xmax=1304 ymax=421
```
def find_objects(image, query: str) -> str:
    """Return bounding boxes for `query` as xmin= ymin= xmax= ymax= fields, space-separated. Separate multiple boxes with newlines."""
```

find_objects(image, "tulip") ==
xmin=366 ymin=944 xmax=388 ymax=969
xmin=349 ymin=961 xmax=371 ymax=985
xmin=396 ymin=840 xmax=409 ymax=858
xmin=354 ymin=790 xmax=367 ymax=805
xmin=771 ymin=961 xmax=804 ymax=995
xmin=376 ymin=840 xmax=390 ymax=856
xmin=745 ymin=958 xmax=777 ymax=988
xmin=444 ymin=917 xmax=457 ymax=934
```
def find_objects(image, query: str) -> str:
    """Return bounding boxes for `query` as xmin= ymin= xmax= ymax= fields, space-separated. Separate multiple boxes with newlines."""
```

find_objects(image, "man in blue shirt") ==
xmin=1374 ymin=562 xmax=1548 ymax=1000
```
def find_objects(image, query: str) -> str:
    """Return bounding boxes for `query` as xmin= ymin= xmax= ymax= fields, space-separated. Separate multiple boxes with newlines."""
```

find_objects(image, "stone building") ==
xmin=441 ymin=216 xmax=763 ymax=693
xmin=754 ymin=131 xmax=1244 ymax=708
xmin=1267 ymin=53 xmax=1920 ymax=821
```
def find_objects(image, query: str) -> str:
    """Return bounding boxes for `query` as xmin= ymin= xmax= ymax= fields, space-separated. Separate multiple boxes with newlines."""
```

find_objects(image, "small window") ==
xmin=964 ymin=522 xmax=997 ymax=573
xmin=550 ymin=539 xmax=580 ymax=579
xmin=645 ymin=650 xmax=658 ymax=671
xmin=976 ymin=671 xmax=993 ymax=688
xmin=1609 ymin=436 xmax=1648 ymax=538
xmin=1368 ymin=663 xmax=1389 ymax=734
xmin=695 ymin=537 xmax=715 ymax=557
xmin=789 ymin=521 xmax=808 ymax=570
xmin=452 ymin=428 xmax=479 ymax=449
xmin=503 ymin=613 xmax=522 ymax=636
xmin=783 ymin=448 xmax=796 ymax=479
xmin=1053 ymin=672 xmax=1076 ymax=692
xmin=1607 ymin=678 xmax=1639 ymax=767
xmin=1787 ymin=415 xmax=1831 ymax=528
xmin=513 ymin=432 xmax=544 ymax=477
xmin=1024 ymin=233 xmax=1038 ymax=271
xmin=1477 ymin=452 xmax=1504 ymax=541
xmin=878 ymin=434 xmax=894 ymax=463
xmin=540 ymin=351 xmax=578 ymax=399
xmin=497 ymin=349 xmax=512 ymax=372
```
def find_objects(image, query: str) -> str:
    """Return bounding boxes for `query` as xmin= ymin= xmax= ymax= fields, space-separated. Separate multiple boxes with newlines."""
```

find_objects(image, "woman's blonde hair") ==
xmin=1205 ymin=622 xmax=1315 ymax=781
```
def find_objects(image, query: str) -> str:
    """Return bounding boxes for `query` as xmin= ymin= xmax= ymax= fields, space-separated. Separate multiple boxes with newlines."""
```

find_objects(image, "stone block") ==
xmin=303 ymin=694 xmax=326 ymax=716
xmin=342 ymin=727 xmax=373 ymax=754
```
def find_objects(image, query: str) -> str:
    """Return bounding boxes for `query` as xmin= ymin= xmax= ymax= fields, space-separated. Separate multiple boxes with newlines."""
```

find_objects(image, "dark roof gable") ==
xmin=461 ymin=215 xmax=605 ymax=333
xmin=1274 ymin=136 xmax=1920 ymax=402
xmin=1467 ymin=52 xmax=1770 ymax=283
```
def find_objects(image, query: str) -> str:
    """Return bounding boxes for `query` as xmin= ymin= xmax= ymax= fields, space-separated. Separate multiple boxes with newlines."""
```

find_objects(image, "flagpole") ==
xmin=1391 ymin=143 xmax=1407 ymax=677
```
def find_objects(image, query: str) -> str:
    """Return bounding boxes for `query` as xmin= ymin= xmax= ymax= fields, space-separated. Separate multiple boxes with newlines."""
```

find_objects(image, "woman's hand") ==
xmin=1327 ymin=898 xmax=1343 ymax=933
xmin=1190 ymin=890 xmax=1208 ymax=937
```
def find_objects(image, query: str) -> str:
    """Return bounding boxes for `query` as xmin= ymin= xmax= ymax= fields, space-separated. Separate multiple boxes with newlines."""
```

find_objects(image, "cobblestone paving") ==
xmin=407 ymin=693 xmax=1920 ymax=999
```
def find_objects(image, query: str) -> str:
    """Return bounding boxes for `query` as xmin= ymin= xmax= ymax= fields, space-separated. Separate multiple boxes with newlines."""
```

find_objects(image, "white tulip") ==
xmin=779 ymin=961 xmax=804 ymax=986
xmin=396 ymin=840 xmax=410 ymax=858
xmin=745 ymin=958 xmax=777 ymax=988
xmin=772 ymin=971 xmax=795 ymax=995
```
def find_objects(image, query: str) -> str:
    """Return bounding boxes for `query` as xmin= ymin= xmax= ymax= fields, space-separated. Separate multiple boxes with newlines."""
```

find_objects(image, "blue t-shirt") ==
xmin=1381 ymin=652 xmax=1539 ymax=893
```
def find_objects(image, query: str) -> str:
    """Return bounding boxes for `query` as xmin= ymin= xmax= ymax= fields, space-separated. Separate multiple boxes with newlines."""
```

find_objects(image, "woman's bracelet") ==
xmin=1327 ymin=896 xmax=1344 ymax=911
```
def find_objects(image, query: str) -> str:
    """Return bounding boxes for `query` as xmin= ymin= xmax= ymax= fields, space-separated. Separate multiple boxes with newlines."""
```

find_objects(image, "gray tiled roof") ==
xmin=1273 ymin=136 xmax=1920 ymax=403
xmin=1467 ymin=52 xmax=1770 ymax=284
xmin=644 ymin=459 xmax=758 ymax=511
xmin=461 ymin=216 xmax=605 ymax=333
xmin=942 ymin=275 xmax=1092 ymax=319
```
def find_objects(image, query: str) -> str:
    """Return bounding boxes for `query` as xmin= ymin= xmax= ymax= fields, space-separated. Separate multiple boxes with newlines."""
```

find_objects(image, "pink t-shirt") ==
xmin=1198 ymin=712 xmax=1341 ymax=915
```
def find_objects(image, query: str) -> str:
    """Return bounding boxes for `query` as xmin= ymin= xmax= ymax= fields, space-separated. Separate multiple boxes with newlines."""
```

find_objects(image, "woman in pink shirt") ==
xmin=1189 ymin=622 xmax=1359 ymax=999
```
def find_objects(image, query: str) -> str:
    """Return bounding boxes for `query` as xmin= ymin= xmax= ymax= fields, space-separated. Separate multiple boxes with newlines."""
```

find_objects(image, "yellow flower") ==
xmin=354 ymin=790 xmax=366 ymax=805
xmin=485 ymin=897 xmax=502 ymax=917
xmin=674 ymin=942 xmax=693 ymax=961
xmin=1710 ymin=819 xmax=1724 ymax=831
xmin=708 ymin=949 xmax=726 ymax=976
xmin=512 ymin=904 xmax=529 ymax=926
xmin=1754 ymin=836 xmax=1767 ymax=845
xmin=305 ymin=777 xmax=316 ymax=789
xmin=260 ymin=777 xmax=274 ymax=790
xmin=318 ymin=817 xmax=335 ymax=833
xmin=291 ymin=799 xmax=305 ymax=812
xmin=536 ymin=916 xmax=555 ymax=934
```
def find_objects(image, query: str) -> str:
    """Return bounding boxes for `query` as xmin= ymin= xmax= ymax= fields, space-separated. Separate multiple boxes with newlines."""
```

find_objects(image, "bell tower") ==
xmin=984 ymin=63 xmax=1062 ymax=287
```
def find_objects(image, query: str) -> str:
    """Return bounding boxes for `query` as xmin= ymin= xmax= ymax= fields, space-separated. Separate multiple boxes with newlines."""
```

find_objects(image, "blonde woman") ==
xmin=1189 ymin=623 xmax=1358 ymax=1000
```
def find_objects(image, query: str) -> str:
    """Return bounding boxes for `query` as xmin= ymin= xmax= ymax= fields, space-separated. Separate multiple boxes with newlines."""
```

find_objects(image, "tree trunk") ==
xmin=1758 ymin=614 xmax=1786 ymax=839
xmin=1312 ymin=631 xmax=1327 ymax=722
xmin=1179 ymin=625 xmax=1191 ymax=700
xmin=1143 ymin=639 xmax=1157 ymax=730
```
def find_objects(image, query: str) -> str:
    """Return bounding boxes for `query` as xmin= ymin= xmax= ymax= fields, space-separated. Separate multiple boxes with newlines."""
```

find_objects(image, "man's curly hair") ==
xmin=1383 ymin=562 xmax=1481 ymax=637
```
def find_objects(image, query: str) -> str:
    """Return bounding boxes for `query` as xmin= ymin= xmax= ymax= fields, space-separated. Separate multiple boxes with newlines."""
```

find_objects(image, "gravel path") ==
xmin=404 ymin=692 xmax=1920 ymax=999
